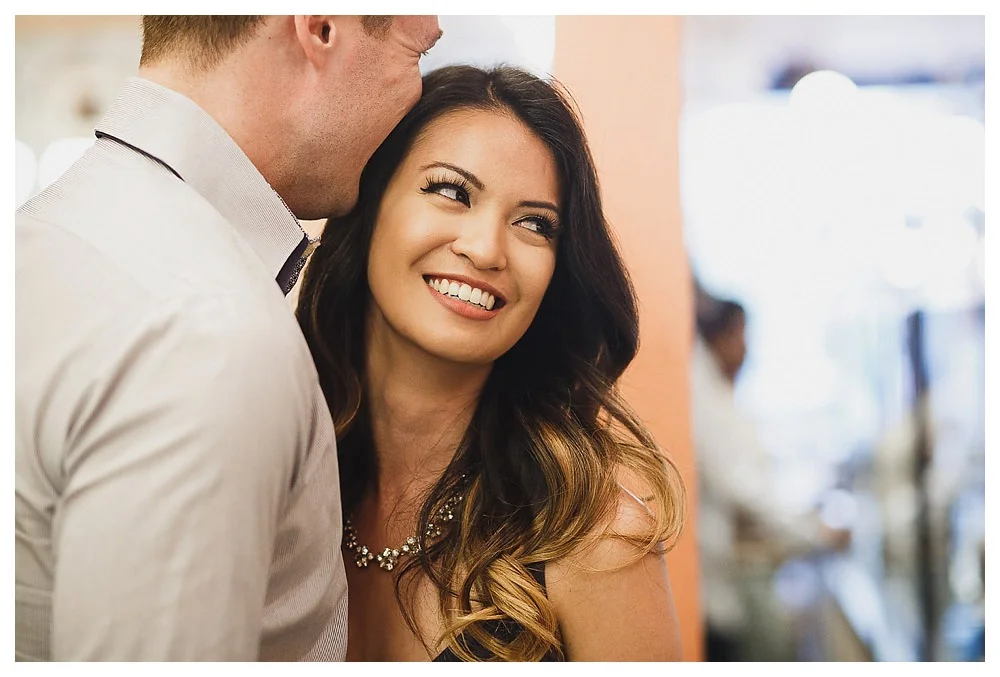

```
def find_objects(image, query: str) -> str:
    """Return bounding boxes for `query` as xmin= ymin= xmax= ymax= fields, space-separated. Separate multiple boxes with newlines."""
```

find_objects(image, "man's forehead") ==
xmin=395 ymin=15 xmax=442 ymax=47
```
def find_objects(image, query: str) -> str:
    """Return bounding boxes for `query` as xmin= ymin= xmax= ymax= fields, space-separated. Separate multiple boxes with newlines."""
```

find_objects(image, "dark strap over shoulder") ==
xmin=433 ymin=560 xmax=561 ymax=662
xmin=525 ymin=561 xmax=547 ymax=590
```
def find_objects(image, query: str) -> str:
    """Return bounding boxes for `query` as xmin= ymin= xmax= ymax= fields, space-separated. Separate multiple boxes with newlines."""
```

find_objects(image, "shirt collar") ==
xmin=95 ymin=76 xmax=309 ymax=294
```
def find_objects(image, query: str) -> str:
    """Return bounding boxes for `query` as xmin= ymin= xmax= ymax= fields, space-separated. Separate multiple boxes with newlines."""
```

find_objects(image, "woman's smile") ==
xmin=423 ymin=273 xmax=506 ymax=320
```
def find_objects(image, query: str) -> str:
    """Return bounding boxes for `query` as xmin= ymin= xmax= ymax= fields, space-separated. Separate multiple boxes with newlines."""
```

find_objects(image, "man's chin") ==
xmin=327 ymin=186 xmax=360 ymax=219
xmin=328 ymin=200 xmax=356 ymax=219
xmin=293 ymin=190 xmax=358 ymax=222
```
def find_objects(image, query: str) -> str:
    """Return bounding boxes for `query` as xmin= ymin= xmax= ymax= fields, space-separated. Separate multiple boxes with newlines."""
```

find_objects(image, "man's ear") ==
xmin=293 ymin=15 xmax=337 ymax=67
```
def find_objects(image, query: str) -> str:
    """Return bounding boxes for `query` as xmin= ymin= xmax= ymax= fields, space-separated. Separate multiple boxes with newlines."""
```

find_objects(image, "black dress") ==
xmin=432 ymin=562 xmax=563 ymax=662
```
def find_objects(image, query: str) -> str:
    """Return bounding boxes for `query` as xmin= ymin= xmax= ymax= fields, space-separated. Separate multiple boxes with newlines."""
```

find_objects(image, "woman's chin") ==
xmin=425 ymin=348 xmax=502 ymax=368
xmin=413 ymin=338 xmax=509 ymax=368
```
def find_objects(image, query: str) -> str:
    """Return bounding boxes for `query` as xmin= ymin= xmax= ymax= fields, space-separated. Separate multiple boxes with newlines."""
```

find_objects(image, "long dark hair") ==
xmin=297 ymin=65 xmax=685 ymax=661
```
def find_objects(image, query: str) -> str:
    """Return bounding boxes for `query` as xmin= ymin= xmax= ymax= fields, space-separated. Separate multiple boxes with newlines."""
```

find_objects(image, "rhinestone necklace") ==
xmin=344 ymin=490 xmax=466 ymax=572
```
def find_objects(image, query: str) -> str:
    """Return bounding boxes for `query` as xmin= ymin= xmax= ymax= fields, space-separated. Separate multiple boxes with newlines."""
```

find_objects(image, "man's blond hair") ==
xmin=140 ymin=16 xmax=266 ymax=69
xmin=140 ymin=16 xmax=394 ymax=69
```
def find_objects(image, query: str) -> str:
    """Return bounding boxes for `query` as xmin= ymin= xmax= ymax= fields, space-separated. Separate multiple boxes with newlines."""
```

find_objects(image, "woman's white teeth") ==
xmin=427 ymin=277 xmax=496 ymax=310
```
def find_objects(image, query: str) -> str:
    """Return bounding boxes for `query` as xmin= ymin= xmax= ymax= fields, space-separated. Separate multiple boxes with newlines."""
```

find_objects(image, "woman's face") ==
xmin=366 ymin=107 xmax=561 ymax=366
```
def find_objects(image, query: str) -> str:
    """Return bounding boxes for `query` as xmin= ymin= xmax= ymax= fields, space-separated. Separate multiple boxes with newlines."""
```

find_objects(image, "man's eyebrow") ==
xmin=425 ymin=28 xmax=444 ymax=52
xmin=420 ymin=162 xmax=484 ymax=190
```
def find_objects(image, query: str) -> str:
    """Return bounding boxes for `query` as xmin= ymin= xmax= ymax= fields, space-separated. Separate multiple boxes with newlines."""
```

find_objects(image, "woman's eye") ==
xmin=421 ymin=182 xmax=470 ymax=207
xmin=436 ymin=185 xmax=464 ymax=202
xmin=517 ymin=217 xmax=556 ymax=240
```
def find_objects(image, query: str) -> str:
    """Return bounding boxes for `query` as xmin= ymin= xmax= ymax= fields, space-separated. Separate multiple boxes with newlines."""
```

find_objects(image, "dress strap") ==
xmin=525 ymin=561 xmax=547 ymax=590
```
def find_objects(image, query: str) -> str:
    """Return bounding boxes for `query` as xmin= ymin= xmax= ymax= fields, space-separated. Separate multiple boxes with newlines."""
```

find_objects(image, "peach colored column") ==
xmin=554 ymin=16 xmax=701 ymax=661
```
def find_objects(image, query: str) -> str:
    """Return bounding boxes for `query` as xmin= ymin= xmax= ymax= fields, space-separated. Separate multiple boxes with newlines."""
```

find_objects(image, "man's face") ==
xmin=334 ymin=16 xmax=442 ymax=214
xmin=291 ymin=16 xmax=441 ymax=220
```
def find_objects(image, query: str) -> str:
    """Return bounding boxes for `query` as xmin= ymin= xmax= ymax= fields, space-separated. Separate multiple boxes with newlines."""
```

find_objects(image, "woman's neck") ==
xmin=364 ymin=318 xmax=491 ymax=514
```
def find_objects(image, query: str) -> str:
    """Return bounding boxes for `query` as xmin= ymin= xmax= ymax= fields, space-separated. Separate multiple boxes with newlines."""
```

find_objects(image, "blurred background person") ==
xmin=691 ymin=281 xmax=851 ymax=661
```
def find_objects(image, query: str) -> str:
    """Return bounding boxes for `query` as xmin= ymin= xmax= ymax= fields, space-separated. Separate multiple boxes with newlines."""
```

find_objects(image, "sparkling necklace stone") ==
xmin=344 ymin=490 xmax=465 ymax=572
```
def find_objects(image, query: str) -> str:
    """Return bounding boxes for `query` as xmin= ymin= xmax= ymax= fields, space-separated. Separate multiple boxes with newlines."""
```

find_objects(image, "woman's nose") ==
xmin=449 ymin=214 xmax=507 ymax=271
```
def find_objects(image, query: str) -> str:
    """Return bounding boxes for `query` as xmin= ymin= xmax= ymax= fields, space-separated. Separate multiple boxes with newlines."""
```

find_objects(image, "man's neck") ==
xmin=138 ymin=56 xmax=289 ymax=201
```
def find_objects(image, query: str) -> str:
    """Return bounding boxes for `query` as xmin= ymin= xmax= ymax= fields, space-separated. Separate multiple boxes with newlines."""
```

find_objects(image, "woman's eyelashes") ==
xmin=515 ymin=215 xmax=559 ymax=241
xmin=420 ymin=174 xmax=472 ymax=206
xmin=420 ymin=173 xmax=560 ymax=241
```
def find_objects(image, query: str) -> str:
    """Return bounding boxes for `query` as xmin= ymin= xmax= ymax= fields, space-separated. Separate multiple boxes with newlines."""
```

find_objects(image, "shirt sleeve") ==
xmin=50 ymin=294 xmax=311 ymax=660
xmin=690 ymin=341 xmax=822 ymax=553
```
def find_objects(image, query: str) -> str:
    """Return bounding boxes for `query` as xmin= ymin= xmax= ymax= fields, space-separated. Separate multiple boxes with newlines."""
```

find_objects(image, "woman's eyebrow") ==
xmin=519 ymin=200 xmax=561 ymax=215
xmin=421 ymin=162 xmax=559 ymax=214
xmin=420 ymin=162 xmax=484 ymax=190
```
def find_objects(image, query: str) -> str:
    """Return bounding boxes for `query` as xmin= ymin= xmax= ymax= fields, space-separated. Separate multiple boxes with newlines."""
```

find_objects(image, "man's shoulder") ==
xmin=17 ymin=216 xmax=313 ymax=407
xmin=15 ymin=137 xmax=318 ymax=411
xmin=16 ymin=142 xmax=285 ymax=306
xmin=163 ymin=291 xmax=310 ymax=363
xmin=18 ymin=136 xmax=210 ymax=225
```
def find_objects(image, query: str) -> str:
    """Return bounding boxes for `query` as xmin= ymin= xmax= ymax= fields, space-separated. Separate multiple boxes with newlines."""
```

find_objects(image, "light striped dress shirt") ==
xmin=15 ymin=77 xmax=348 ymax=661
